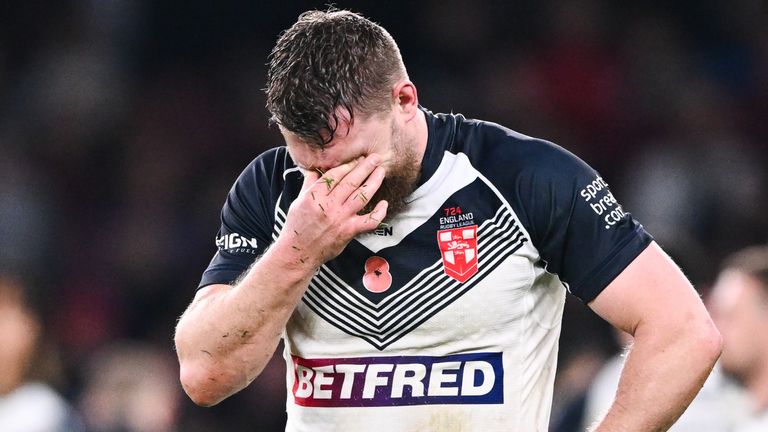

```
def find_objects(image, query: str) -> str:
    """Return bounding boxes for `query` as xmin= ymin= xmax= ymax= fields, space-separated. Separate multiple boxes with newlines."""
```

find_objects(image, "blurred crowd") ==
xmin=0 ymin=1 xmax=766 ymax=431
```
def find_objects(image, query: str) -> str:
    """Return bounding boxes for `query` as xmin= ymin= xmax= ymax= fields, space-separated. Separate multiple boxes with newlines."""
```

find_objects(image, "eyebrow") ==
xmin=303 ymin=154 xmax=365 ymax=176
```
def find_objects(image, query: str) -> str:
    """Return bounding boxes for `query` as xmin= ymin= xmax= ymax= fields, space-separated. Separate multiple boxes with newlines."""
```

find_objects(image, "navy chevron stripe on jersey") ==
xmin=282 ymin=205 xmax=528 ymax=350
xmin=276 ymin=204 xmax=512 ymax=319
xmin=304 ymin=224 xmax=527 ymax=350
xmin=275 ymin=205 xmax=505 ymax=313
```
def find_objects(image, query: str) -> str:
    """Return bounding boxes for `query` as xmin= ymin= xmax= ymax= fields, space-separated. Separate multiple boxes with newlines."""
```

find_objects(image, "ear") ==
xmin=392 ymin=80 xmax=419 ymax=121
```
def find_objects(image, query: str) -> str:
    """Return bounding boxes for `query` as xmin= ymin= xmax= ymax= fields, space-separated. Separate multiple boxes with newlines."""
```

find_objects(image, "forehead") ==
xmin=712 ymin=271 xmax=764 ymax=310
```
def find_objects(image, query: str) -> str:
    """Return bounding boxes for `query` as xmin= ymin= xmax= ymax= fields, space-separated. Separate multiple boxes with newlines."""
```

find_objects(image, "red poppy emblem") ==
xmin=363 ymin=256 xmax=392 ymax=293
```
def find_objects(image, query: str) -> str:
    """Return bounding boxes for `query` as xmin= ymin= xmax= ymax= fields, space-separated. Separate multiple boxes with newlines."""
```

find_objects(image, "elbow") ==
xmin=174 ymin=325 xmax=265 ymax=407
xmin=691 ymin=316 xmax=723 ymax=368
xmin=666 ymin=302 xmax=723 ymax=369
xmin=175 ymin=315 xmax=234 ymax=406
xmin=179 ymin=360 xmax=229 ymax=407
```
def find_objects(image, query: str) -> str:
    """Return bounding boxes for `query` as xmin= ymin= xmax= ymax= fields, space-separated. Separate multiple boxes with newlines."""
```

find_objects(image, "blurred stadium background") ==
xmin=0 ymin=0 xmax=766 ymax=430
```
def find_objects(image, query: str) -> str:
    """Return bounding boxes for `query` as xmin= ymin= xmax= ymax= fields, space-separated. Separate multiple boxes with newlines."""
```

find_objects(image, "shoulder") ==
xmin=0 ymin=382 xmax=72 ymax=429
xmin=739 ymin=411 xmax=768 ymax=432
xmin=232 ymin=146 xmax=295 ymax=189
xmin=221 ymin=146 xmax=297 ymax=230
xmin=441 ymin=113 xmax=591 ymax=181
xmin=225 ymin=146 xmax=301 ymax=206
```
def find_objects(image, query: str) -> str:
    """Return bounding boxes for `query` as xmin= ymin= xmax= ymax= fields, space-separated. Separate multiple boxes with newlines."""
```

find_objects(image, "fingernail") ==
xmin=369 ymin=154 xmax=381 ymax=165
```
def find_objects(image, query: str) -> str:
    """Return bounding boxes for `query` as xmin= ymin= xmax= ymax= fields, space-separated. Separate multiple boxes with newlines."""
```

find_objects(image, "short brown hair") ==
xmin=265 ymin=9 xmax=406 ymax=146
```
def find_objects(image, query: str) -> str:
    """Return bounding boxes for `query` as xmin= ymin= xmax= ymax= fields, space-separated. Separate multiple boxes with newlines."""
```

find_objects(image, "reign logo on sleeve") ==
xmin=291 ymin=352 xmax=503 ymax=407
xmin=215 ymin=233 xmax=258 ymax=254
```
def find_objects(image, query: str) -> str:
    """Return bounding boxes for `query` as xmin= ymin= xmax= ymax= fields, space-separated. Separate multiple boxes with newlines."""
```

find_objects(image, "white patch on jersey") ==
xmin=283 ymin=166 xmax=302 ymax=180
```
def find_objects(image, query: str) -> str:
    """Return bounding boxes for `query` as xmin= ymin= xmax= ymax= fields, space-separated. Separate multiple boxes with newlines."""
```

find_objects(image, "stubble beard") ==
xmin=359 ymin=123 xmax=421 ymax=221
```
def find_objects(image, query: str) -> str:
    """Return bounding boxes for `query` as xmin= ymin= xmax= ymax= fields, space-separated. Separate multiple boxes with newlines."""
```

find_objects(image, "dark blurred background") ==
xmin=0 ymin=0 xmax=766 ymax=431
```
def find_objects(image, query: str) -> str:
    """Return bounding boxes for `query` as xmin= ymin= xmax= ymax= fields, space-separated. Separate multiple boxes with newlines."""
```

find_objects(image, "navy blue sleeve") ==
xmin=514 ymin=139 xmax=652 ymax=302
xmin=474 ymin=124 xmax=653 ymax=302
xmin=197 ymin=149 xmax=283 ymax=289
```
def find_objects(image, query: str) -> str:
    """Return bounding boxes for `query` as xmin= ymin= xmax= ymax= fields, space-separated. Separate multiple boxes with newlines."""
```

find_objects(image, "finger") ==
xmin=355 ymin=200 xmax=389 ymax=233
xmin=312 ymin=157 xmax=363 ymax=195
xmin=342 ymin=165 xmax=386 ymax=211
xmin=301 ymin=169 xmax=320 ymax=191
xmin=329 ymin=154 xmax=382 ymax=203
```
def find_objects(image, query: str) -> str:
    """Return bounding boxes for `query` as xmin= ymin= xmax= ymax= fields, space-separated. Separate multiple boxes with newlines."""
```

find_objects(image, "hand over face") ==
xmin=281 ymin=154 xmax=389 ymax=267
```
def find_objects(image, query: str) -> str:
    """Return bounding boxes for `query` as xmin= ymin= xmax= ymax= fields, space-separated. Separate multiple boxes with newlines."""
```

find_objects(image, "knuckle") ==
xmin=340 ymin=180 xmax=360 ymax=190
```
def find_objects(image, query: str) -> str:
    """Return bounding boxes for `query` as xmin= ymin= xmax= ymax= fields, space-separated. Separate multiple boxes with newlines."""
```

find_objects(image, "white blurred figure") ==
xmin=0 ymin=275 xmax=81 ymax=432
xmin=78 ymin=341 xmax=181 ymax=432
xmin=711 ymin=246 xmax=768 ymax=432
xmin=582 ymin=330 xmax=750 ymax=431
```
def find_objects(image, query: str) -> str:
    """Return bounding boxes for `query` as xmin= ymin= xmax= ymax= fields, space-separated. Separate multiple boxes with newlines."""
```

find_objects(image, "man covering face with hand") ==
xmin=175 ymin=9 xmax=722 ymax=432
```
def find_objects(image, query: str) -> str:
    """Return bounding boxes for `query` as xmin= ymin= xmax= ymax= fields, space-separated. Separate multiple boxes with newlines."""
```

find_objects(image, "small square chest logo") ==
xmin=437 ymin=226 xmax=478 ymax=282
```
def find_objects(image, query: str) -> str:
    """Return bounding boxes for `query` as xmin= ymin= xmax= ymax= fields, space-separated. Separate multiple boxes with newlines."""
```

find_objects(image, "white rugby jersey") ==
xmin=199 ymin=109 xmax=653 ymax=431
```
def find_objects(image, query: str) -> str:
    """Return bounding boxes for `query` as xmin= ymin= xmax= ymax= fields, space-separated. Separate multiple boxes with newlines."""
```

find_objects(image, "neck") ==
xmin=747 ymin=361 xmax=768 ymax=412
xmin=0 ymin=374 xmax=23 ymax=396
xmin=411 ymin=109 xmax=429 ymax=167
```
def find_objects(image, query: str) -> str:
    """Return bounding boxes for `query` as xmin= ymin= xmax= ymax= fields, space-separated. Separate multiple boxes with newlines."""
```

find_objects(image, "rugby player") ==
xmin=175 ymin=9 xmax=722 ymax=431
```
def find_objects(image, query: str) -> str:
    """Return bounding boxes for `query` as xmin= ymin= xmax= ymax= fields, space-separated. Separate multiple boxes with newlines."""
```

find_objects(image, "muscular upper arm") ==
xmin=184 ymin=284 xmax=233 ymax=314
xmin=588 ymin=242 xmax=710 ymax=336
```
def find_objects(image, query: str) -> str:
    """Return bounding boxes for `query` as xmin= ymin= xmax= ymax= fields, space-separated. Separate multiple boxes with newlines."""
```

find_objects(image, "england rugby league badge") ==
xmin=437 ymin=225 xmax=478 ymax=282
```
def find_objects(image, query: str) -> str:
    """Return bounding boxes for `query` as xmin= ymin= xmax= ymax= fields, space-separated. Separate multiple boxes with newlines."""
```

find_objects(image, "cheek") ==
xmin=0 ymin=311 xmax=37 ymax=367
xmin=721 ymin=314 xmax=761 ymax=360
xmin=286 ymin=145 xmax=309 ymax=166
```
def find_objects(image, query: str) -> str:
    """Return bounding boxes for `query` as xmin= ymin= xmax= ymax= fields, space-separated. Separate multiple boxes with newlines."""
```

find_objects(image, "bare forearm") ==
xmin=175 ymin=238 xmax=316 ymax=406
xmin=176 ymin=155 xmax=387 ymax=406
xmin=591 ymin=320 xmax=722 ymax=431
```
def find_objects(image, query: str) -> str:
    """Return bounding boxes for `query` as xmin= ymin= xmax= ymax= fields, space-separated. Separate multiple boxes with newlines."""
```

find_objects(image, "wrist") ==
xmin=265 ymin=235 xmax=323 ymax=273
xmin=233 ymin=236 xmax=320 ymax=308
